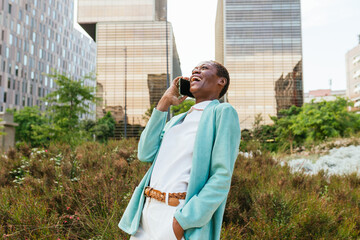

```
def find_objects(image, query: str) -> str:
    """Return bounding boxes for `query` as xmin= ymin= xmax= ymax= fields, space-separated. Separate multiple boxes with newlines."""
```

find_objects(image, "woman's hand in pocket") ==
xmin=172 ymin=217 xmax=184 ymax=240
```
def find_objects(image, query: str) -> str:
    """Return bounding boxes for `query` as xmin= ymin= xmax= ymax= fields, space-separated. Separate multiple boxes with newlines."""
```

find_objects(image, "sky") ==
xmin=74 ymin=0 xmax=360 ymax=92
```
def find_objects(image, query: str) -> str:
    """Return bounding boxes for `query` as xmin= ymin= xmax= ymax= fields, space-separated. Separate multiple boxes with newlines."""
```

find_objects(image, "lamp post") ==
xmin=124 ymin=47 xmax=127 ymax=138
xmin=165 ymin=4 xmax=170 ymax=120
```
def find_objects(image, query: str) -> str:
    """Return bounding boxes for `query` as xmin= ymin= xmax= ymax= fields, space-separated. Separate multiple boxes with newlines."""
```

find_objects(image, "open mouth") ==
xmin=190 ymin=76 xmax=201 ymax=82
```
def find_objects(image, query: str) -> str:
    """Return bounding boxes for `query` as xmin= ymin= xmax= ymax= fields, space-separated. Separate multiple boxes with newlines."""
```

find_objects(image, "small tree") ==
xmin=43 ymin=72 xmax=98 ymax=142
xmin=271 ymin=106 xmax=302 ymax=153
xmin=8 ymin=106 xmax=47 ymax=146
xmin=171 ymin=99 xmax=195 ymax=116
xmin=93 ymin=112 xmax=116 ymax=142
xmin=292 ymin=98 xmax=359 ymax=145
xmin=271 ymin=98 xmax=360 ymax=152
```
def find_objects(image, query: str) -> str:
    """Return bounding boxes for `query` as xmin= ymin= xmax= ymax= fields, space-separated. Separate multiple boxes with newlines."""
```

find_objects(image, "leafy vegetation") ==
xmin=41 ymin=72 xmax=99 ymax=144
xmin=243 ymin=98 xmax=360 ymax=153
xmin=2 ymin=90 xmax=360 ymax=238
xmin=9 ymin=73 xmax=116 ymax=147
xmin=171 ymin=99 xmax=195 ymax=116
xmin=81 ymin=112 xmax=116 ymax=143
xmin=1 ymin=140 xmax=360 ymax=239
xmin=7 ymin=107 xmax=46 ymax=145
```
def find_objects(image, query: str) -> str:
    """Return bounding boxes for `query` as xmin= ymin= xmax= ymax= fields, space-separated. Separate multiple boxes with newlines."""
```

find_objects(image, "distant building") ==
xmin=346 ymin=35 xmax=360 ymax=107
xmin=275 ymin=60 xmax=303 ymax=114
xmin=304 ymin=89 xmax=346 ymax=103
xmin=77 ymin=0 xmax=181 ymax=130
xmin=0 ymin=0 xmax=97 ymax=119
xmin=215 ymin=0 xmax=303 ymax=129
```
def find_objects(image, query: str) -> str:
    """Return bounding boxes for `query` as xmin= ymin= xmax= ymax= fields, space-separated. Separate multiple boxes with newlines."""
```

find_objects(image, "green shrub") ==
xmin=1 ymin=139 xmax=360 ymax=239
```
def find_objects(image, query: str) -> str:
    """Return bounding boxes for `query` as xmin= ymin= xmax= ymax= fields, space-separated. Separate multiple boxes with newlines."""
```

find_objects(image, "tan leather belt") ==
xmin=144 ymin=187 xmax=186 ymax=207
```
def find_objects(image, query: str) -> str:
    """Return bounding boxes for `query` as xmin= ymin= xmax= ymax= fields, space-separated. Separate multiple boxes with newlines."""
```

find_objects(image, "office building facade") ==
xmin=0 ymin=0 xmax=96 ymax=118
xmin=216 ymin=0 xmax=303 ymax=128
xmin=346 ymin=36 xmax=360 ymax=107
xmin=78 ymin=0 xmax=181 ymax=129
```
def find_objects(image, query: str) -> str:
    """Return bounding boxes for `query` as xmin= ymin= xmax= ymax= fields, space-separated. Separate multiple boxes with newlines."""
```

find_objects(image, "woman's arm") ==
xmin=137 ymin=77 xmax=187 ymax=162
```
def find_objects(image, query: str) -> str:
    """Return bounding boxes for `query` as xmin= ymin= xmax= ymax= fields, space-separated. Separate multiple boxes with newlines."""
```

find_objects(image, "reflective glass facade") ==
xmin=78 ymin=0 xmax=181 ymax=132
xmin=346 ymin=39 xmax=360 ymax=107
xmin=0 ymin=0 xmax=96 ymax=117
xmin=216 ymin=0 xmax=303 ymax=128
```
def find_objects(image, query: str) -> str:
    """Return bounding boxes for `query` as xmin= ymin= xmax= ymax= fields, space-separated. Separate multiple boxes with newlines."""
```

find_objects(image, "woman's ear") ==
xmin=218 ymin=77 xmax=227 ymax=87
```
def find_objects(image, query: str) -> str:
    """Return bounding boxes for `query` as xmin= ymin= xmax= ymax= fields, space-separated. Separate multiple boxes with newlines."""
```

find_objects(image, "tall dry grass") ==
xmin=1 ymin=139 xmax=360 ymax=239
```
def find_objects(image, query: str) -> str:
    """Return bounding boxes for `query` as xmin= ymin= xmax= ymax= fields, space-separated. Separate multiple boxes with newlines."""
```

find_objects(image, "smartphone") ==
xmin=178 ymin=78 xmax=194 ymax=98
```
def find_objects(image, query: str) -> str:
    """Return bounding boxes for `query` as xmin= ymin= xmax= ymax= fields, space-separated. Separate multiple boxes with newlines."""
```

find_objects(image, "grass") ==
xmin=1 ymin=139 xmax=360 ymax=239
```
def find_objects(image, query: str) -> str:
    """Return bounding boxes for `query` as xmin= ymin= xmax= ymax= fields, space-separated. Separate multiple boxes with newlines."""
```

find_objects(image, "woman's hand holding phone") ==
xmin=178 ymin=78 xmax=194 ymax=98
xmin=156 ymin=76 xmax=188 ymax=112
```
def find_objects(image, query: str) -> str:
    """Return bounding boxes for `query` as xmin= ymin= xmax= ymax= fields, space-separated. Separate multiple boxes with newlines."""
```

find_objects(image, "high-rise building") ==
xmin=0 ymin=0 xmax=96 ymax=118
xmin=77 ymin=0 xmax=181 ymax=132
xmin=216 ymin=0 xmax=303 ymax=128
xmin=346 ymin=35 xmax=360 ymax=108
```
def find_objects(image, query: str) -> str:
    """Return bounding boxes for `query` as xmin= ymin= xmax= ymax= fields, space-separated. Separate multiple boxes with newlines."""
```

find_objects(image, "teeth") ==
xmin=191 ymin=77 xmax=201 ymax=81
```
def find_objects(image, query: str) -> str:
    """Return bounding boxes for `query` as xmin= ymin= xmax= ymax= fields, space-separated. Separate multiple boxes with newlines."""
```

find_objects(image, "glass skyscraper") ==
xmin=0 ymin=0 xmax=96 ymax=118
xmin=216 ymin=0 xmax=303 ymax=129
xmin=78 ymin=0 xmax=181 ymax=134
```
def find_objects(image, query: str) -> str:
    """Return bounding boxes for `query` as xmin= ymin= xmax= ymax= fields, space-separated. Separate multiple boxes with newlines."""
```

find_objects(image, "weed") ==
xmin=1 ymin=138 xmax=360 ymax=239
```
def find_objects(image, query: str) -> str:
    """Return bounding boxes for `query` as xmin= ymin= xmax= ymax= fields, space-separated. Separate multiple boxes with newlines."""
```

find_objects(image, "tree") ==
xmin=8 ymin=106 xmax=47 ymax=146
xmin=171 ymin=99 xmax=195 ymax=116
xmin=295 ymin=98 xmax=360 ymax=143
xmin=271 ymin=98 xmax=360 ymax=152
xmin=43 ymin=72 xmax=98 ymax=141
xmin=92 ymin=112 xmax=116 ymax=142
xmin=271 ymin=106 xmax=302 ymax=153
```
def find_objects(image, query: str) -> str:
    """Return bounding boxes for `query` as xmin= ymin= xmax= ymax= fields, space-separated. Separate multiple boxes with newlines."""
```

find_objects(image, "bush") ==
xmin=2 ymin=139 xmax=360 ymax=239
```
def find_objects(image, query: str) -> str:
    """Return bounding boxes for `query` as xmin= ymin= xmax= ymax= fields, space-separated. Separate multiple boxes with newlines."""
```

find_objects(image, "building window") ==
xmin=7 ymin=78 xmax=11 ymax=88
xmin=3 ymin=92 xmax=7 ymax=103
xmin=8 ymin=4 xmax=12 ymax=14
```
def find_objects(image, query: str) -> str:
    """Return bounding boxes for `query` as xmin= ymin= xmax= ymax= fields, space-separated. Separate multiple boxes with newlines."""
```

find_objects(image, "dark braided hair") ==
xmin=210 ymin=61 xmax=230 ymax=98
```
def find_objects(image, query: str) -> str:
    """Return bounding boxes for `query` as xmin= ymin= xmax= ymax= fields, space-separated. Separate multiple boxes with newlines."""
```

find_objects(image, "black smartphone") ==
xmin=178 ymin=78 xmax=194 ymax=98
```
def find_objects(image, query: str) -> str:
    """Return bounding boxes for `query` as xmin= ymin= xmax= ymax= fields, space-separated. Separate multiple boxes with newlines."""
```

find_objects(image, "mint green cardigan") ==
xmin=118 ymin=100 xmax=241 ymax=240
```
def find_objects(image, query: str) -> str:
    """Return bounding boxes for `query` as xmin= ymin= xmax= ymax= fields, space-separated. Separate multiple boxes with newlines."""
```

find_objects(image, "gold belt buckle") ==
xmin=168 ymin=197 xmax=180 ymax=207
